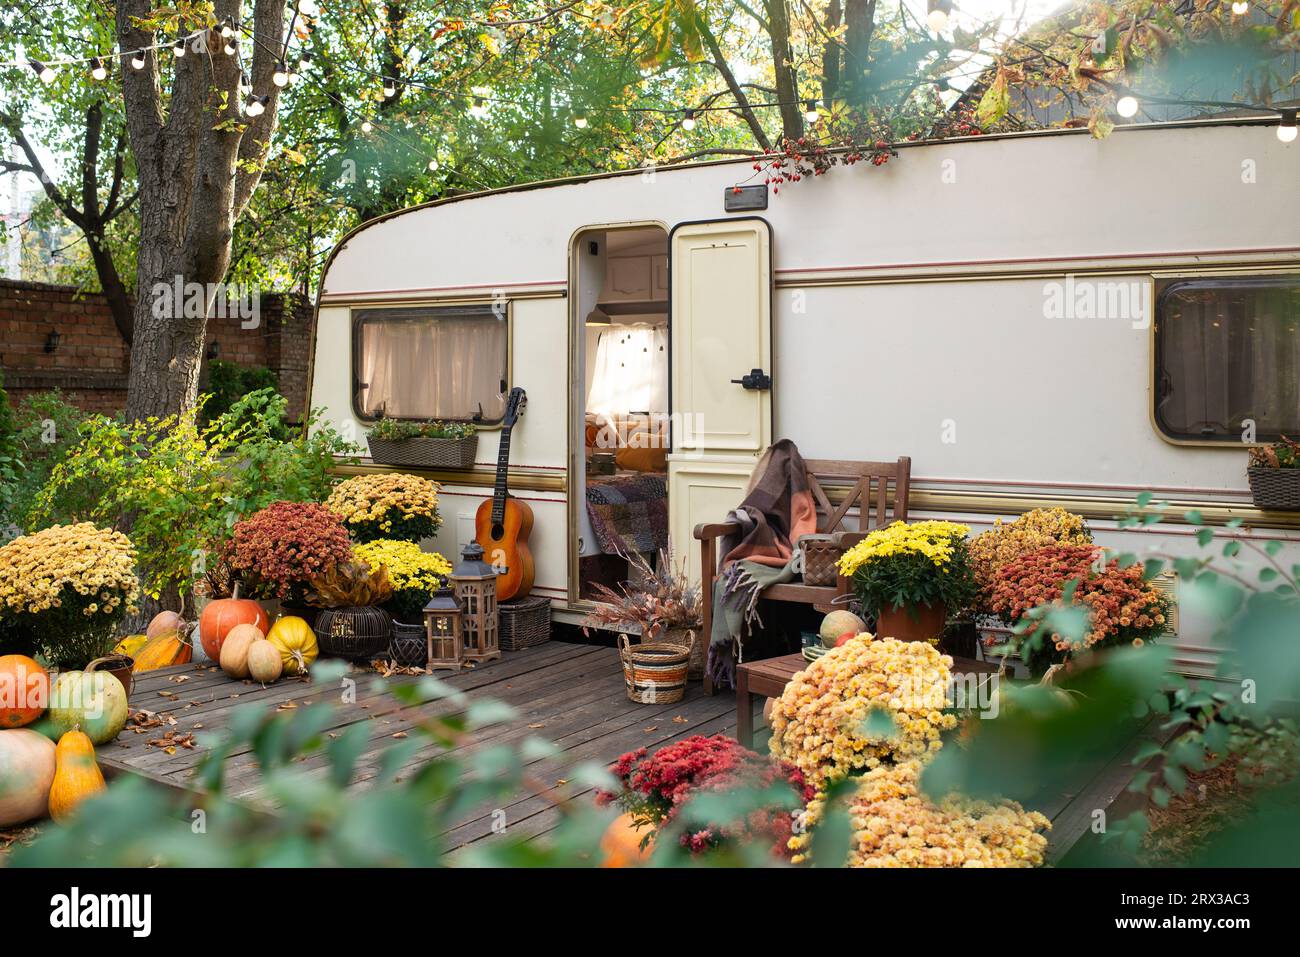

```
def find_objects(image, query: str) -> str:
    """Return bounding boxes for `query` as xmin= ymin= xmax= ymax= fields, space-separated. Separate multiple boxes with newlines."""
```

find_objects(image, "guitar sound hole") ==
xmin=492 ymin=523 xmax=505 ymax=539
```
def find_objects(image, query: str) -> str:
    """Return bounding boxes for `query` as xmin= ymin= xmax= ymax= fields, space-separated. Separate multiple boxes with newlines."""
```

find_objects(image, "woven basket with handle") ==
xmin=799 ymin=534 xmax=842 ymax=587
xmin=618 ymin=634 xmax=689 ymax=705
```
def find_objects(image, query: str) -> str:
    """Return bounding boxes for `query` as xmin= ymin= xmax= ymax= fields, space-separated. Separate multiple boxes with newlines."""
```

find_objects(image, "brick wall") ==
xmin=0 ymin=279 xmax=314 ymax=420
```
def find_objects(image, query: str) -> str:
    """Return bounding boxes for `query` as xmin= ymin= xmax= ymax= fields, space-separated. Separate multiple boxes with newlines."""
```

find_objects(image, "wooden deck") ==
xmin=97 ymin=638 xmax=1153 ymax=861
xmin=97 ymin=640 xmax=750 ymax=852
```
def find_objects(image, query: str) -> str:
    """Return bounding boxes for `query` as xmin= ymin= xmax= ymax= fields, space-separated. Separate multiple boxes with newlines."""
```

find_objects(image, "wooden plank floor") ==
xmin=97 ymin=640 xmax=751 ymax=852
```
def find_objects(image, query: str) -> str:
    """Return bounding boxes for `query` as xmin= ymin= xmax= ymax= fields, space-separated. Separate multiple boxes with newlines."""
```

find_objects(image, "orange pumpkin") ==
xmin=199 ymin=586 xmax=271 ymax=660
xmin=132 ymin=629 xmax=194 ymax=673
xmin=599 ymin=812 xmax=654 ymax=867
xmin=0 ymin=655 xmax=49 ymax=729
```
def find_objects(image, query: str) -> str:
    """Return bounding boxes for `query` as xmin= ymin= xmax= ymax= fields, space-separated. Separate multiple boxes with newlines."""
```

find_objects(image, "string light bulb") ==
xmin=681 ymin=109 xmax=696 ymax=131
xmin=427 ymin=159 xmax=439 ymax=171
xmin=1278 ymin=109 xmax=1298 ymax=143
xmin=927 ymin=0 xmax=952 ymax=32
xmin=245 ymin=94 xmax=269 ymax=117
xmin=173 ymin=37 xmax=187 ymax=57
xmin=382 ymin=76 xmax=396 ymax=98
xmin=29 ymin=59 xmax=56 ymax=83
xmin=1231 ymin=1 xmax=1249 ymax=14
xmin=220 ymin=17 xmax=236 ymax=38
xmin=1116 ymin=94 xmax=1139 ymax=118
xmin=469 ymin=96 xmax=488 ymax=119
xmin=130 ymin=51 xmax=146 ymax=70
xmin=89 ymin=57 xmax=107 ymax=81
xmin=273 ymin=62 xmax=290 ymax=87
xmin=361 ymin=118 xmax=373 ymax=133
xmin=298 ymin=0 xmax=320 ymax=16
xmin=804 ymin=99 xmax=820 ymax=124
xmin=574 ymin=113 xmax=588 ymax=129
xmin=224 ymin=37 xmax=238 ymax=56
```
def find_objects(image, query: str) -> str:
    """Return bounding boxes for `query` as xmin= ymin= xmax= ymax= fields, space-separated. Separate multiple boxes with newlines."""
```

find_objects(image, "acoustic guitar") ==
xmin=474 ymin=387 xmax=535 ymax=602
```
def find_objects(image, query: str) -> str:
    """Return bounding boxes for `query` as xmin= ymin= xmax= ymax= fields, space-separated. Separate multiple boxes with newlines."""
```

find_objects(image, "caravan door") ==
xmin=667 ymin=218 xmax=773 ymax=582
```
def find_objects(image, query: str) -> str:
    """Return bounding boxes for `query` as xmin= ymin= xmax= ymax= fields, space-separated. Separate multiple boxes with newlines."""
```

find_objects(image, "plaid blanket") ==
xmin=708 ymin=439 xmax=818 ymax=687
xmin=585 ymin=473 xmax=668 ymax=555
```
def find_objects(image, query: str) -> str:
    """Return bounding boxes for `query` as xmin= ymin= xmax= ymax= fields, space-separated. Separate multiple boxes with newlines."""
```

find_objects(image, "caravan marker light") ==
xmin=1116 ymin=95 xmax=1139 ymax=118
xmin=1278 ymin=110 xmax=1298 ymax=143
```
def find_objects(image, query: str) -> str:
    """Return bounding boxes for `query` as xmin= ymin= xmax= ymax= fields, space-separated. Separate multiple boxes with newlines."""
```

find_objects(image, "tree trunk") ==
xmin=843 ymin=0 xmax=878 ymax=105
xmin=764 ymin=0 xmax=804 ymax=143
xmin=118 ymin=0 xmax=285 ymax=423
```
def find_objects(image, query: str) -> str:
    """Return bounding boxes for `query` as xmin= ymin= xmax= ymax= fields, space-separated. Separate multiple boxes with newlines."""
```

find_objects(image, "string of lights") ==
xmin=2 ymin=4 xmax=1295 ymax=143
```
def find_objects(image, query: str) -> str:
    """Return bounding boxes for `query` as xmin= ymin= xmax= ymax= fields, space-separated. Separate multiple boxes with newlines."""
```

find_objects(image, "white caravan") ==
xmin=309 ymin=117 xmax=1300 ymax=677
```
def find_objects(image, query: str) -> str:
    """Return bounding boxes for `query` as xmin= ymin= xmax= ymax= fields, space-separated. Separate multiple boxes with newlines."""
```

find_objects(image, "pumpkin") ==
xmin=266 ymin=616 xmax=318 ymax=676
xmin=199 ymin=585 xmax=271 ymax=660
xmin=112 ymin=634 xmax=150 ymax=658
xmin=47 ymin=671 xmax=129 ymax=745
xmin=132 ymin=628 xmax=194 ymax=673
xmin=819 ymin=610 xmax=867 ymax=648
xmin=146 ymin=610 xmax=187 ymax=640
xmin=246 ymin=639 xmax=283 ymax=684
xmin=220 ymin=624 xmax=264 ymax=678
xmin=47 ymin=727 xmax=106 ymax=823
xmin=0 ymin=654 xmax=49 ymax=729
xmin=598 ymin=812 xmax=654 ymax=867
xmin=0 ymin=728 xmax=57 ymax=826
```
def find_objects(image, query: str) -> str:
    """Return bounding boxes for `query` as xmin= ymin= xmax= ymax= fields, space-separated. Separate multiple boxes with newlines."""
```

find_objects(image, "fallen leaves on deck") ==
xmin=145 ymin=730 xmax=197 ymax=754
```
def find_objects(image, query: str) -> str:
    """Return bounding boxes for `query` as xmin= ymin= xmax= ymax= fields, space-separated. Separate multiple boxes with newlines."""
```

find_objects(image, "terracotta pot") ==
xmin=875 ymin=601 xmax=947 ymax=645
xmin=86 ymin=654 xmax=134 ymax=699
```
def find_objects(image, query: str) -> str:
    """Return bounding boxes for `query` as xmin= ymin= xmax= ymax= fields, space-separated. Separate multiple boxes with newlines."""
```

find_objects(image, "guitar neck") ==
xmin=491 ymin=425 xmax=513 ymax=522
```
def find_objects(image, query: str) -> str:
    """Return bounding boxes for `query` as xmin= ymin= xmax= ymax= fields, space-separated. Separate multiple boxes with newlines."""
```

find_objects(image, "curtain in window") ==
xmin=1157 ymin=280 xmax=1300 ymax=440
xmin=585 ymin=323 xmax=668 ymax=416
xmin=357 ymin=306 xmax=508 ymax=421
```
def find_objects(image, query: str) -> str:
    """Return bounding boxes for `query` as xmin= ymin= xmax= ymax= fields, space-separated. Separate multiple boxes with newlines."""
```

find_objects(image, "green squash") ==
xmin=47 ymin=671 xmax=128 ymax=745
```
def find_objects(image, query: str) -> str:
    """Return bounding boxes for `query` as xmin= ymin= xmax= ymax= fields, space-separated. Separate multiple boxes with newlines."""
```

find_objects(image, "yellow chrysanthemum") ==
xmin=353 ymin=539 xmax=452 ymax=595
xmin=837 ymin=521 xmax=971 ymax=579
xmin=0 ymin=522 xmax=140 ymax=617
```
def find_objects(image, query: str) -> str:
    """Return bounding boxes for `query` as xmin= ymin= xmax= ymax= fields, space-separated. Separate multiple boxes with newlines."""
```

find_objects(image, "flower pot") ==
xmin=86 ymin=654 xmax=134 ymax=699
xmin=368 ymin=435 xmax=477 ymax=470
xmin=1247 ymin=466 xmax=1300 ymax=511
xmin=278 ymin=601 xmax=321 ymax=631
xmin=875 ymin=600 xmax=947 ymax=645
xmin=389 ymin=621 xmax=428 ymax=668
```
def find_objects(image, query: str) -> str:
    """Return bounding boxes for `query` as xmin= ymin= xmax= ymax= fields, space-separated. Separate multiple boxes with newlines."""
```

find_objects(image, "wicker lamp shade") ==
xmin=451 ymin=541 xmax=500 ymax=664
xmin=423 ymin=589 xmax=463 ymax=671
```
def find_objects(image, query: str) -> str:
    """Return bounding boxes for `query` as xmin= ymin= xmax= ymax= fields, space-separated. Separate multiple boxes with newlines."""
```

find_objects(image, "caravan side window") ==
xmin=1154 ymin=277 xmax=1300 ymax=443
xmin=353 ymin=304 xmax=508 ymax=423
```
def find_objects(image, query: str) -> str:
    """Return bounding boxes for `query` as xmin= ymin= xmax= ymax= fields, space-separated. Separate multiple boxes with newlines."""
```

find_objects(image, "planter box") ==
xmin=368 ymin=435 xmax=477 ymax=470
xmin=1247 ymin=466 xmax=1300 ymax=511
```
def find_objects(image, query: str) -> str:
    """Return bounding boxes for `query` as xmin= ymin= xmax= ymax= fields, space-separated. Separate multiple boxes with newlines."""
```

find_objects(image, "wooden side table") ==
xmin=735 ymin=651 xmax=1002 ymax=748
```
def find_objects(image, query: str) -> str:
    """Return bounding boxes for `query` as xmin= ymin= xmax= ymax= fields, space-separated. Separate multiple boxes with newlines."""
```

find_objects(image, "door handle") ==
xmin=730 ymin=368 xmax=772 ymax=390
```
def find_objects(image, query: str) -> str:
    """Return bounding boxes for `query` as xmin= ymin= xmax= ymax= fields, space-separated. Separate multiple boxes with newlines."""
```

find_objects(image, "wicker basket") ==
xmin=499 ymin=595 xmax=551 ymax=651
xmin=389 ymin=620 xmax=428 ymax=667
xmin=314 ymin=605 xmax=393 ymax=660
xmin=1248 ymin=466 xmax=1300 ymax=511
xmin=662 ymin=626 xmax=705 ymax=681
xmin=618 ymin=634 xmax=689 ymax=705
xmin=368 ymin=435 xmax=477 ymax=470
xmin=799 ymin=534 xmax=842 ymax=587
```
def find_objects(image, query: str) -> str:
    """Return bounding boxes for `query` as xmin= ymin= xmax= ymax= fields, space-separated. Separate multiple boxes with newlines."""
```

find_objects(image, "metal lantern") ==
xmin=451 ymin=541 xmax=500 ymax=663
xmin=423 ymin=589 xmax=464 ymax=671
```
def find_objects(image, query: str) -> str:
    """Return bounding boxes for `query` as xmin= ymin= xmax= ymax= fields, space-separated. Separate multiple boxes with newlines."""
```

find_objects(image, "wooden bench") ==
xmin=694 ymin=457 xmax=911 ymax=694
xmin=734 ymin=651 xmax=999 ymax=748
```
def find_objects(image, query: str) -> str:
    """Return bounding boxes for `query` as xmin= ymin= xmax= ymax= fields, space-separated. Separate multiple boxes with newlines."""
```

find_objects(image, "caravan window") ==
xmin=353 ymin=304 xmax=508 ymax=423
xmin=1154 ymin=277 xmax=1300 ymax=443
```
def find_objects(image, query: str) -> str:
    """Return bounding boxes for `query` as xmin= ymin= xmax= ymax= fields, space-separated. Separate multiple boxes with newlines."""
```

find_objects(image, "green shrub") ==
xmin=1 ymin=390 xmax=88 ymax=537
xmin=200 ymin=360 xmax=290 ymax=438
